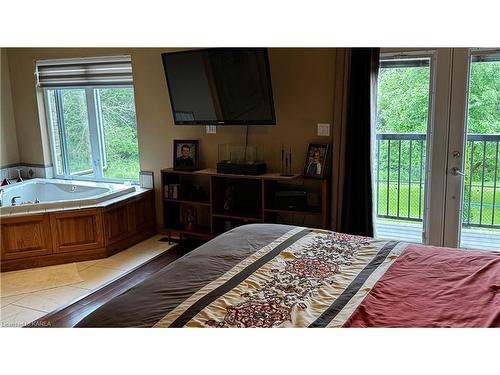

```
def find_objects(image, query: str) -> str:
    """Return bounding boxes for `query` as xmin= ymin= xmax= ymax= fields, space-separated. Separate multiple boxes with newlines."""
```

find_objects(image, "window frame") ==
xmin=43 ymin=84 xmax=140 ymax=184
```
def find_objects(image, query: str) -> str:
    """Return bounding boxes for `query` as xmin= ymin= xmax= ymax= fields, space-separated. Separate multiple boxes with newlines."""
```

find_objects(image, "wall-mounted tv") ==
xmin=161 ymin=48 xmax=276 ymax=125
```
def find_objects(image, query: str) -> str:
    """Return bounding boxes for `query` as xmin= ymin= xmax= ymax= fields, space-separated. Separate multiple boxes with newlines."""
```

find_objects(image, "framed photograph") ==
xmin=173 ymin=140 xmax=199 ymax=170
xmin=303 ymin=143 xmax=329 ymax=179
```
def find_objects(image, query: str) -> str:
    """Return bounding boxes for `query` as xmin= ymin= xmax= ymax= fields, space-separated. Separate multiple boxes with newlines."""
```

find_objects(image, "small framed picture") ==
xmin=173 ymin=140 xmax=199 ymax=170
xmin=303 ymin=143 xmax=329 ymax=179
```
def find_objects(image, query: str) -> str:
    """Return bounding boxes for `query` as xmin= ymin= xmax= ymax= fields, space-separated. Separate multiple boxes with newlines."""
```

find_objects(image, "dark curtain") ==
xmin=339 ymin=48 xmax=380 ymax=236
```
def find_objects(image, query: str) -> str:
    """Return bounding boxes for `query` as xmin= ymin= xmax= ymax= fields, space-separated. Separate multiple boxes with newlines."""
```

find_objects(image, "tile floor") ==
xmin=0 ymin=235 xmax=175 ymax=328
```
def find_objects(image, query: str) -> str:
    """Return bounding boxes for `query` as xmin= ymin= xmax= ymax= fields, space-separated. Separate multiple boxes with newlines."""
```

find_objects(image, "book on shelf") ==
xmin=165 ymin=184 xmax=181 ymax=199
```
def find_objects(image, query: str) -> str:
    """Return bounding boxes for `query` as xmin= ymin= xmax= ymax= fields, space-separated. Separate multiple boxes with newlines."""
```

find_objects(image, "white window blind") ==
xmin=471 ymin=52 xmax=500 ymax=63
xmin=35 ymin=55 xmax=133 ymax=87
xmin=380 ymin=58 xmax=430 ymax=69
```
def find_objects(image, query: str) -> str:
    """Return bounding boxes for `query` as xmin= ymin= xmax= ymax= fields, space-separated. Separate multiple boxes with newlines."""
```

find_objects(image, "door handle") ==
xmin=450 ymin=167 xmax=466 ymax=176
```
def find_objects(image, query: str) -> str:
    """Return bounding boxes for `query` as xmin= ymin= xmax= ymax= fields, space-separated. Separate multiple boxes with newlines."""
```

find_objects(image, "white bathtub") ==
xmin=0 ymin=178 xmax=136 ymax=215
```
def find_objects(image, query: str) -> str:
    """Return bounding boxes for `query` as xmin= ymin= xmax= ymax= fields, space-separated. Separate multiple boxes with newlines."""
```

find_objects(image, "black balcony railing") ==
xmin=375 ymin=133 xmax=426 ymax=222
xmin=463 ymin=134 xmax=500 ymax=229
xmin=375 ymin=133 xmax=500 ymax=229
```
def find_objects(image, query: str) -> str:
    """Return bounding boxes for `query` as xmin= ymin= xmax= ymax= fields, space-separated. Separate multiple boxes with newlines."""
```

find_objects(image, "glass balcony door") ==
xmin=374 ymin=48 xmax=500 ymax=251
xmin=373 ymin=53 xmax=434 ymax=243
xmin=444 ymin=49 xmax=500 ymax=251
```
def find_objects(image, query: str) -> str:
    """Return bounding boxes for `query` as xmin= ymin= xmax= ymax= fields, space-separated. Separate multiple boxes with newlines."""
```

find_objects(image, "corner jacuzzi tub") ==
xmin=0 ymin=178 xmax=136 ymax=215
xmin=1 ymin=178 xmax=155 ymax=272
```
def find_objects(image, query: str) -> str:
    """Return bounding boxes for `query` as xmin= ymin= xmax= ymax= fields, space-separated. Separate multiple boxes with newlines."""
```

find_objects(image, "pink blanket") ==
xmin=344 ymin=244 xmax=500 ymax=328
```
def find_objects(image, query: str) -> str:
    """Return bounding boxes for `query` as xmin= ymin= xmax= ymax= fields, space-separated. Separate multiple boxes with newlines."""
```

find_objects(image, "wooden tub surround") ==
xmin=0 ymin=189 xmax=156 ymax=272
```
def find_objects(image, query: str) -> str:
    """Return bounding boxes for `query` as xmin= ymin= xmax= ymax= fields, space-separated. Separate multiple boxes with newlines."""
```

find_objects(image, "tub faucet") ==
xmin=11 ymin=196 xmax=21 ymax=206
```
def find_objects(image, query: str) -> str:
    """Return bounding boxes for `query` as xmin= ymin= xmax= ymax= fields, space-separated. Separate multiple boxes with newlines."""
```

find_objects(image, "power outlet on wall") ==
xmin=317 ymin=123 xmax=330 ymax=137
xmin=206 ymin=125 xmax=217 ymax=134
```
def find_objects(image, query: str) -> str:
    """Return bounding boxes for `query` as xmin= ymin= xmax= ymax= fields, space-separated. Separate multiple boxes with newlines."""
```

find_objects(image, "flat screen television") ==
xmin=161 ymin=48 xmax=276 ymax=125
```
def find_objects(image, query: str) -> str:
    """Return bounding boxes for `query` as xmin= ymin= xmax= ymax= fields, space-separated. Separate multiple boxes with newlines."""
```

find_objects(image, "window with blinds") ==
xmin=35 ymin=55 xmax=133 ymax=87
xmin=379 ymin=57 xmax=430 ymax=69
xmin=38 ymin=55 xmax=140 ymax=182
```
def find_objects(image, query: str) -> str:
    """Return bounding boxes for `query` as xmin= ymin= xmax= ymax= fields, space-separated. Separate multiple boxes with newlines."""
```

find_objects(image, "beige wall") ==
xmin=0 ymin=48 xmax=20 ymax=166
xmin=6 ymin=48 xmax=337 ymax=229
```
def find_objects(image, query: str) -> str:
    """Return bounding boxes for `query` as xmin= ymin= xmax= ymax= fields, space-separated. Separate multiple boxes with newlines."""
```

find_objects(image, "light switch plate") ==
xmin=206 ymin=125 xmax=217 ymax=134
xmin=317 ymin=123 xmax=330 ymax=137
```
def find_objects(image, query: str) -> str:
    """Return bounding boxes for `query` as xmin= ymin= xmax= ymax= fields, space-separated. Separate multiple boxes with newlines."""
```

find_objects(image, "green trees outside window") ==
xmin=46 ymin=86 xmax=140 ymax=182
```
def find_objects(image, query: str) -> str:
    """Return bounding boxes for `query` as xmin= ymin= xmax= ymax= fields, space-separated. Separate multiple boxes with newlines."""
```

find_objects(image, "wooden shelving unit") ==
xmin=161 ymin=168 xmax=330 ymax=241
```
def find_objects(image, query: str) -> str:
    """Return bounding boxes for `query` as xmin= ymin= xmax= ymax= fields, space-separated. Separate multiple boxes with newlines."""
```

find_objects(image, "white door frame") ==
xmin=443 ymin=47 xmax=500 ymax=247
xmin=442 ymin=48 xmax=470 ymax=247
xmin=422 ymin=48 xmax=454 ymax=246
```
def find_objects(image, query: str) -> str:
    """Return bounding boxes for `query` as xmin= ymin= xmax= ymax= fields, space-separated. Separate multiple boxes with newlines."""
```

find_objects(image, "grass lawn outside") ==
xmin=68 ymin=157 xmax=140 ymax=181
xmin=103 ymin=157 xmax=140 ymax=181
xmin=376 ymin=181 xmax=500 ymax=228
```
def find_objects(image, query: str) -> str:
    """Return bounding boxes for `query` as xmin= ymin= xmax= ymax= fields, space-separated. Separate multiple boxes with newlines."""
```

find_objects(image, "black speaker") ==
xmin=274 ymin=190 xmax=307 ymax=210
xmin=216 ymin=162 xmax=267 ymax=175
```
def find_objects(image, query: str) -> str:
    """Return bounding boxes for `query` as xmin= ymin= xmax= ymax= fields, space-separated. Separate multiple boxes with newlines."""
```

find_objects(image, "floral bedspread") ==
xmin=154 ymin=227 xmax=406 ymax=328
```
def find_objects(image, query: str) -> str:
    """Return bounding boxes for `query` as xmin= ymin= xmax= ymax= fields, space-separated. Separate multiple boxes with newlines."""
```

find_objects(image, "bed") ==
xmin=76 ymin=224 xmax=500 ymax=327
